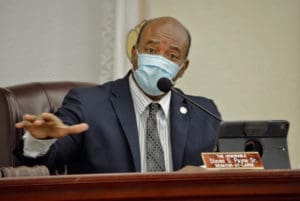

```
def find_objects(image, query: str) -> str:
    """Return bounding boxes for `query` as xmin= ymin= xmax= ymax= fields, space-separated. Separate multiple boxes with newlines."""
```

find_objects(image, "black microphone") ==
xmin=157 ymin=77 xmax=222 ymax=121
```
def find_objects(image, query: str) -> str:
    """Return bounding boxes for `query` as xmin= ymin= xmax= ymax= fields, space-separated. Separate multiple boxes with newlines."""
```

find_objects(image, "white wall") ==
xmin=145 ymin=0 xmax=300 ymax=168
xmin=0 ymin=0 xmax=108 ymax=86
xmin=0 ymin=0 xmax=143 ymax=86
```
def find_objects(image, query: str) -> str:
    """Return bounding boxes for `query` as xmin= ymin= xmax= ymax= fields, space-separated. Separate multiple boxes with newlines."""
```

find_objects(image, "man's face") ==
xmin=131 ymin=18 xmax=189 ymax=81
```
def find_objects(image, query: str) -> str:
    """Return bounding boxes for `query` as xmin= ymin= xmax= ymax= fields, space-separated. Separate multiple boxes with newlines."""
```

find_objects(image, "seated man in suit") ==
xmin=14 ymin=16 xmax=221 ymax=174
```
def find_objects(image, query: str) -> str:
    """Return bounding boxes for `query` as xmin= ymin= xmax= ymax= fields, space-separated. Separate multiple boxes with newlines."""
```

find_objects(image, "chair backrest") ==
xmin=0 ymin=81 xmax=96 ymax=167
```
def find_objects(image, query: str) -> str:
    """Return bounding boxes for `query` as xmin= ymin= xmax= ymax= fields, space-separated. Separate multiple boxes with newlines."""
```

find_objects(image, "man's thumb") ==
xmin=66 ymin=123 xmax=89 ymax=134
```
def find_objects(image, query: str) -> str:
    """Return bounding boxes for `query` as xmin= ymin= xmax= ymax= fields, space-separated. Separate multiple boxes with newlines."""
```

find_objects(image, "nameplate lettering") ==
xmin=201 ymin=152 xmax=264 ymax=169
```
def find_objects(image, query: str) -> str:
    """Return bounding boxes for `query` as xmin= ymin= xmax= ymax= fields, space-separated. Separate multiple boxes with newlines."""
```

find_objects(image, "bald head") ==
xmin=131 ymin=16 xmax=190 ymax=87
xmin=136 ymin=17 xmax=191 ymax=58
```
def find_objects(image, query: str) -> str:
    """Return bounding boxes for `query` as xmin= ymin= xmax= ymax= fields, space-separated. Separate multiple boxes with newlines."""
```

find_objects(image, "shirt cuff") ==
xmin=23 ymin=131 xmax=57 ymax=158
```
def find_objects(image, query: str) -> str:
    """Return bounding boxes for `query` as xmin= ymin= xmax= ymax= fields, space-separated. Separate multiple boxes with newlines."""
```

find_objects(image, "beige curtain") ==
xmin=98 ymin=0 xmax=144 ymax=84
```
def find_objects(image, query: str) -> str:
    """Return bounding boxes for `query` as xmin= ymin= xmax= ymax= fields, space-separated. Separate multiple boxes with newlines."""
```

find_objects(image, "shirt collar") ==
xmin=129 ymin=73 xmax=171 ymax=117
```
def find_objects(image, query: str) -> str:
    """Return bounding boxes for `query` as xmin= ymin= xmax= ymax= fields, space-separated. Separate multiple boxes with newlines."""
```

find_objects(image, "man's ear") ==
xmin=174 ymin=59 xmax=189 ymax=81
xmin=131 ymin=45 xmax=138 ymax=71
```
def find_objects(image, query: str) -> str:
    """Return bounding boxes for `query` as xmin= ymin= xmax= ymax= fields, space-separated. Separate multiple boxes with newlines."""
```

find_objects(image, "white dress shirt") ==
xmin=23 ymin=73 xmax=173 ymax=172
xmin=129 ymin=75 xmax=173 ymax=172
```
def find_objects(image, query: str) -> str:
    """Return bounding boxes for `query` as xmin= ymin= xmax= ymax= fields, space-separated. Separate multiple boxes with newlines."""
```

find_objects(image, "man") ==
xmin=14 ymin=16 xmax=220 ymax=174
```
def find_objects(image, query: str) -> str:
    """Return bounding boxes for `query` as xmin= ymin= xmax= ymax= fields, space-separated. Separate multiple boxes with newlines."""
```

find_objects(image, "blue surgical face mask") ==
xmin=133 ymin=52 xmax=181 ymax=96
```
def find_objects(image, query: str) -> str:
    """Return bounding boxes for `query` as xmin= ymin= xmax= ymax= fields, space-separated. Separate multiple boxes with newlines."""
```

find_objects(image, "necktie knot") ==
xmin=149 ymin=103 xmax=160 ymax=116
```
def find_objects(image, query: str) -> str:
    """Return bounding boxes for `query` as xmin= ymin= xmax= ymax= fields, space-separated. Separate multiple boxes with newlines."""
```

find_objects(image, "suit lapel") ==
xmin=110 ymin=74 xmax=141 ymax=172
xmin=109 ymin=74 xmax=190 ymax=172
xmin=170 ymin=93 xmax=190 ymax=170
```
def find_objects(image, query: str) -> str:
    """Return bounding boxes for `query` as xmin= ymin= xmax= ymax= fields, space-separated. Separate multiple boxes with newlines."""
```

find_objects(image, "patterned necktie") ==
xmin=146 ymin=103 xmax=166 ymax=172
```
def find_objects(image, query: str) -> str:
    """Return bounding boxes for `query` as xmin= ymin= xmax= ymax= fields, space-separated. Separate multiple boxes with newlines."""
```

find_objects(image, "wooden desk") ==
xmin=0 ymin=169 xmax=299 ymax=201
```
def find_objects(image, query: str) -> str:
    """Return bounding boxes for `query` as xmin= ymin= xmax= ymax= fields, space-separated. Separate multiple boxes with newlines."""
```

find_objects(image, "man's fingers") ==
xmin=40 ymin=113 xmax=62 ymax=123
xmin=64 ymin=123 xmax=89 ymax=134
xmin=16 ymin=114 xmax=36 ymax=128
xmin=15 ymin=121 xmax=33 ymax=128
xmin=16 ymin=114 xmax=89 ymax=139
xmin=23 ymin=114 xmax=38 ymax=122
xmin=21 ymin=113 xmax=54 ymax=126
xmin=40 ymin=112 xmax=55 ymax=120
xmin=33 ymin=119 xmax=45 ymax=126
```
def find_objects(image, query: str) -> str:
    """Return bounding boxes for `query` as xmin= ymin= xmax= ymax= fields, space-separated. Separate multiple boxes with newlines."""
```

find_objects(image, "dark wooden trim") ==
xmin=0 ymin=169 xmax=300 ymax=201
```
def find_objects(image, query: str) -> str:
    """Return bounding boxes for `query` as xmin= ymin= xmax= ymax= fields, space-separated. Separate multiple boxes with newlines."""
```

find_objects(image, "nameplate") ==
xmin=201 ymin=152 xmax=264 ymax=169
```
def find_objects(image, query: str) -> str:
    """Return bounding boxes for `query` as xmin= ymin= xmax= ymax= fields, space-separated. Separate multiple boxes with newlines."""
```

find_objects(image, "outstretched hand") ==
xmin=15 ymin=113 xmax=89 ymax=139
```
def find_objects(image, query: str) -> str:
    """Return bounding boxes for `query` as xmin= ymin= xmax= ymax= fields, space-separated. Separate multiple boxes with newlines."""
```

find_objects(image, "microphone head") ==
xmin=157 ymin=77 xmax=173 ymax=93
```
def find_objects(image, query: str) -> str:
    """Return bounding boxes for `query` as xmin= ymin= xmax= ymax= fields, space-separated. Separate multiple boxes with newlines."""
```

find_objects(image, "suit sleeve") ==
xmin=14 ymin=89 xmax=87 ymax=174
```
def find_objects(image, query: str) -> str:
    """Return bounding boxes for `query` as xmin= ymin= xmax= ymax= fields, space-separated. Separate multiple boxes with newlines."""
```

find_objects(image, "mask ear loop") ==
xmin=126 ymin=20 xmax=147 ymax=59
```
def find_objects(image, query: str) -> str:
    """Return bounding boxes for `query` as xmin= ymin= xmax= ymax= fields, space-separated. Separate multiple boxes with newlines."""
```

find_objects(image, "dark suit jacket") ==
xmin=15 ymin=73 xmax=220 ymax=174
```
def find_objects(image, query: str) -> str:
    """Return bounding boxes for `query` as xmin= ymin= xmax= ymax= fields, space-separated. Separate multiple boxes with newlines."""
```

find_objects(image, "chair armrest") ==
xmin=0 ymin=165 xmax=49 ymax=177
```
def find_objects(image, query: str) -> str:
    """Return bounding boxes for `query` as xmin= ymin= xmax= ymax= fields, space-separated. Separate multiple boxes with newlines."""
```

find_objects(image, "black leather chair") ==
xmin=0 ymin=81 xmax=96 ymax=167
